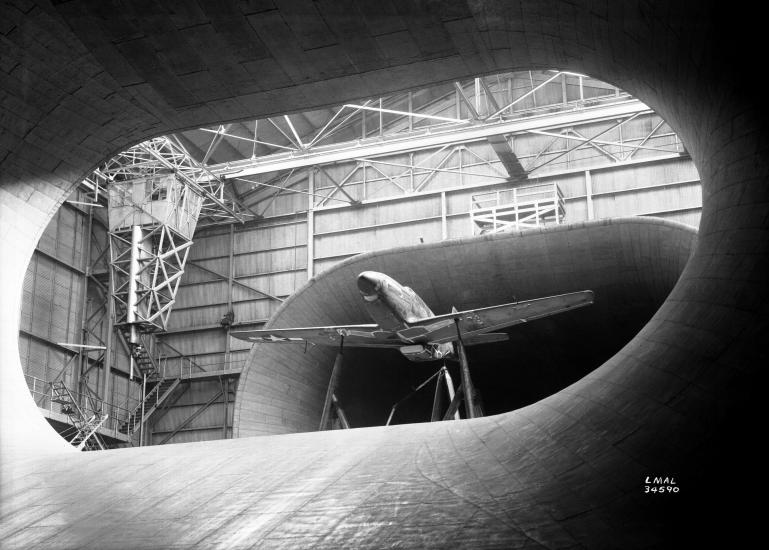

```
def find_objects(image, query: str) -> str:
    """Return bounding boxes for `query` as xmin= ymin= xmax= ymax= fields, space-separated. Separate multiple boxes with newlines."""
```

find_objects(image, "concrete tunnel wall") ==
xmin=234 ymin=217 xmax=697 ymax=435
xmin=1 ymin=1 xmax=767 ymax=547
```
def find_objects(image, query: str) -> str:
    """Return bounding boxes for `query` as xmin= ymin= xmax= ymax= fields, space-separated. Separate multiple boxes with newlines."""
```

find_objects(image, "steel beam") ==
xmin=485 ymin=135 xmax=526 ymax=179
xmin=157 ymin=389 xmax=223 ymax=445
xmin=186 ymin=261 xmax=284 ymax=303
xmin=441 ymin=384 xmax=464 ymax=421
xmin=209 ymin=100 xmax=650 ymax=178
xmin=528 ymin=113 xmax=642 ymax=173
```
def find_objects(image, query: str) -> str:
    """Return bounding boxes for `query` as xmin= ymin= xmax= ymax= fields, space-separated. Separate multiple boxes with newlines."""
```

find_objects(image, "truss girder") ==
xmin=110 ymin=224 xmax=192 ymax=335
xmin=98 ymin=136 xmax=248 ymax=226
xmin=210 ymin=100 xmax=650 ymax=179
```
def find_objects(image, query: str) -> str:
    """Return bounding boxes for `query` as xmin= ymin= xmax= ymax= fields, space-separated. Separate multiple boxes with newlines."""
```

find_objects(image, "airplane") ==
xmin=231 ymin=271 xmax=594 ymax=362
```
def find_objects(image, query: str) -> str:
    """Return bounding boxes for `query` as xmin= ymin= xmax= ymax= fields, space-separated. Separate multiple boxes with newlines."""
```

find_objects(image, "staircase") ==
xmin=119 ymin=329 xmax=160 ymax=379
xmin=51 ymin=381 xmax=107 ymax=451
xmin=118 ymin=377 xmax=181 ymax=436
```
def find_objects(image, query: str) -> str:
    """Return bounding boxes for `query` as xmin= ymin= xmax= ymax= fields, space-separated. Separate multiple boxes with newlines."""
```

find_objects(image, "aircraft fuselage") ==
xmin=357 ymin=271 xmax=454 ymax=361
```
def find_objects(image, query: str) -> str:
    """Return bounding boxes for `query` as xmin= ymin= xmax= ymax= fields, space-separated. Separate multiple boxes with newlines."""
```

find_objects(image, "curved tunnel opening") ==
xmin=15 ymin=69 xmax=700 ymax=446
xmin=229 ymin=70 xmax=702 ymax=436
xmin=313 ymin=219 xmax=697 ymax=429
xmin=239 ymin=215 xmax=697 ymax=436
xmin=340 ymin=304 xmax=660 ymax=427
xmin=3 ymin=4 xmax=764 ymax=548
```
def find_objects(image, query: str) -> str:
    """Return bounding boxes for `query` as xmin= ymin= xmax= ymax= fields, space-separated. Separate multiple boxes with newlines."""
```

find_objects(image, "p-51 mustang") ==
xmin=232 ymin=271 xmax=594 ymax=362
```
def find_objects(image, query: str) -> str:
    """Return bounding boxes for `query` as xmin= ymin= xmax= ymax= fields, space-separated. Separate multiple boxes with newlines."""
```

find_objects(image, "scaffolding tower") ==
xmin=108 ymin=174 xmax=202 ymax=346
xmin=470 ymin=183 xmax=566 ymax=234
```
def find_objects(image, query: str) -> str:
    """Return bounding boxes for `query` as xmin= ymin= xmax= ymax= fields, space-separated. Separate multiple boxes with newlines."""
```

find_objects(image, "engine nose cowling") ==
xmin=357 ymin=271 xmax=382 ymax=301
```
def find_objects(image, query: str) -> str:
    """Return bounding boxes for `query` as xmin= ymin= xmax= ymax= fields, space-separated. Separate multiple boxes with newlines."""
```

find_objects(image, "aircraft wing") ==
xmin=400 ymin=290 xmax=594 ymax=344
xmin=230 ymin=324 xmax=405 ymax=348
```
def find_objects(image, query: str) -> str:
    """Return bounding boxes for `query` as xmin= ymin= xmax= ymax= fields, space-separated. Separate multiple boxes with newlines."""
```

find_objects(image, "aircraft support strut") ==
xmin=319 ymin=336 xmax=344 ymax=430
xmin=454 ymin=318 xmax=478 ymax=419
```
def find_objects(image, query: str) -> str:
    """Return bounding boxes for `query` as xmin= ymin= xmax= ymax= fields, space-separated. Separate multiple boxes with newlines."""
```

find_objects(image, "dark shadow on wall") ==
xmin=337 ymin=249 xmax=692 ymax=427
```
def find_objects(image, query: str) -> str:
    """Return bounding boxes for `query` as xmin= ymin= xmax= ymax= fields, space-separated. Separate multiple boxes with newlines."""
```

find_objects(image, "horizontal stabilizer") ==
xmin=463 ymin=332 xmax=510 ymax=346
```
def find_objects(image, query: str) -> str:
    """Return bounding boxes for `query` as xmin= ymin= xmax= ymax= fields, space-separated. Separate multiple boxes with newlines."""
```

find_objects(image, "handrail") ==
xmin=470 ymin=183 xmax=565 ymax=234
xmin=25 ymin=374 xmax=136 ymax=435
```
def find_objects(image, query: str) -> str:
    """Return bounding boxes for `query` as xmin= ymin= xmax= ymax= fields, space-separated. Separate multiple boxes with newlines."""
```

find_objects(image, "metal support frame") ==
xmin=453 ymin=317 xmax=477 ymax=419
xmin=331 ymin=394 xmax=350 ymax=429
xmin=210 ymin=100 xmax=648 ymax=179
xmin=470 ymin=183 xmax=566 ymax=234
xmin=442 ymin=384 xmax=464 ymax=421
xmin=157 ymin=389 xmax=223 ymax=445
xmin=528 ymin=113 xmax=642 ymax=173
xmin=99 ymin=135 xmax=247 ymax=226
xmin=238 ymin=109 xmax=673 ymax=216
xmin=307 ymin=169 xmax=315 ymax=278
xmin=430 ymin=366 xmax=460 ymax=422
xmin=109 ymin=223 xmax=193 ymax=336
xmin=50 ymin=381 xmax=108 ymax=451
xmin=385 ymin=366 xmax=459 ymax=426
xmin=319 ymin=337 xmax=344 ymax=431
xmin=186 ymin=261 xmax=283 ymax=303
xmin=227 ymin=70 xmax=682 ymax=218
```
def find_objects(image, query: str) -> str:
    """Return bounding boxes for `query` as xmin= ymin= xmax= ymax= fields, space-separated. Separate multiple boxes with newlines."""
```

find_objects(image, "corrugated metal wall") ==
xmin=18 ymin=188 xmax=142 ymax=432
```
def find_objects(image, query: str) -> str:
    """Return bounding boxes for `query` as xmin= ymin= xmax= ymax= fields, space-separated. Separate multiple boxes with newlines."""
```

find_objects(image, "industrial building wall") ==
xmin=17 ymin=187 xmax=240 ymax=447
xmin=147 ymin=378 xmax=234 ymax=445
xmin=18 ymin=188 xmax=142 ymax=433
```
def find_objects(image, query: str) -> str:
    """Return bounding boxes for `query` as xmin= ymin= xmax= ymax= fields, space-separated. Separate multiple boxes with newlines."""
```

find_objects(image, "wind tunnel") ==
xmin=234 ymin=217 xmax=696 ymax=436
xmin=4 ymin=1 xmax=768 ymax=547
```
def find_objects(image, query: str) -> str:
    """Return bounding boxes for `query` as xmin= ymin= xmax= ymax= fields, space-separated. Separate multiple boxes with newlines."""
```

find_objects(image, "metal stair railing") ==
xmin=118 ymin=377 xmax=181 ymax=437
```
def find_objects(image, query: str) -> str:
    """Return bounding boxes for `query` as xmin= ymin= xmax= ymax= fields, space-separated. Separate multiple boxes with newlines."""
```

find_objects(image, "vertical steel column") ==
xmin=225 ymin=223 xmax=234 ymax=365
xmin=408 ymin=92 xmax=413 ymax=132
xmin=474 ymin=77 xmax=481 ymax=114
xmin=222 ymin=377 xmax=229 ymax=439
xmin=307 ymin=169 xmax=315 ymax=279
xmin=585 ymin=170 xmax=595 ymax=220
xmin=74 ymin=203 xmax=93 ymax=399
xmin=139 ymin=372 xmax=147 ymax=446
xmin=126 ymin=225 xmax=143 ymax=345
xmin=379 ymin=98 xmax=383 ymax=137
xmin=409 ymin=152 xmax=414 ymax=192
xmin=440 ymin=191 xmax=448 ymax=240
xmin=455 ymin=87 xmax=461 ymax=119
xmin=561 ymin=73 xmax=568 ymax=105
xmin=101 ymin=270 xmax=115 ymax=413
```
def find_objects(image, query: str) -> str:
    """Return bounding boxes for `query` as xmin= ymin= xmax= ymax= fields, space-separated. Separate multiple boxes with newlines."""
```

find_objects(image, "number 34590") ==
xmin=645 ymin=485 xmax=679 ymax=493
